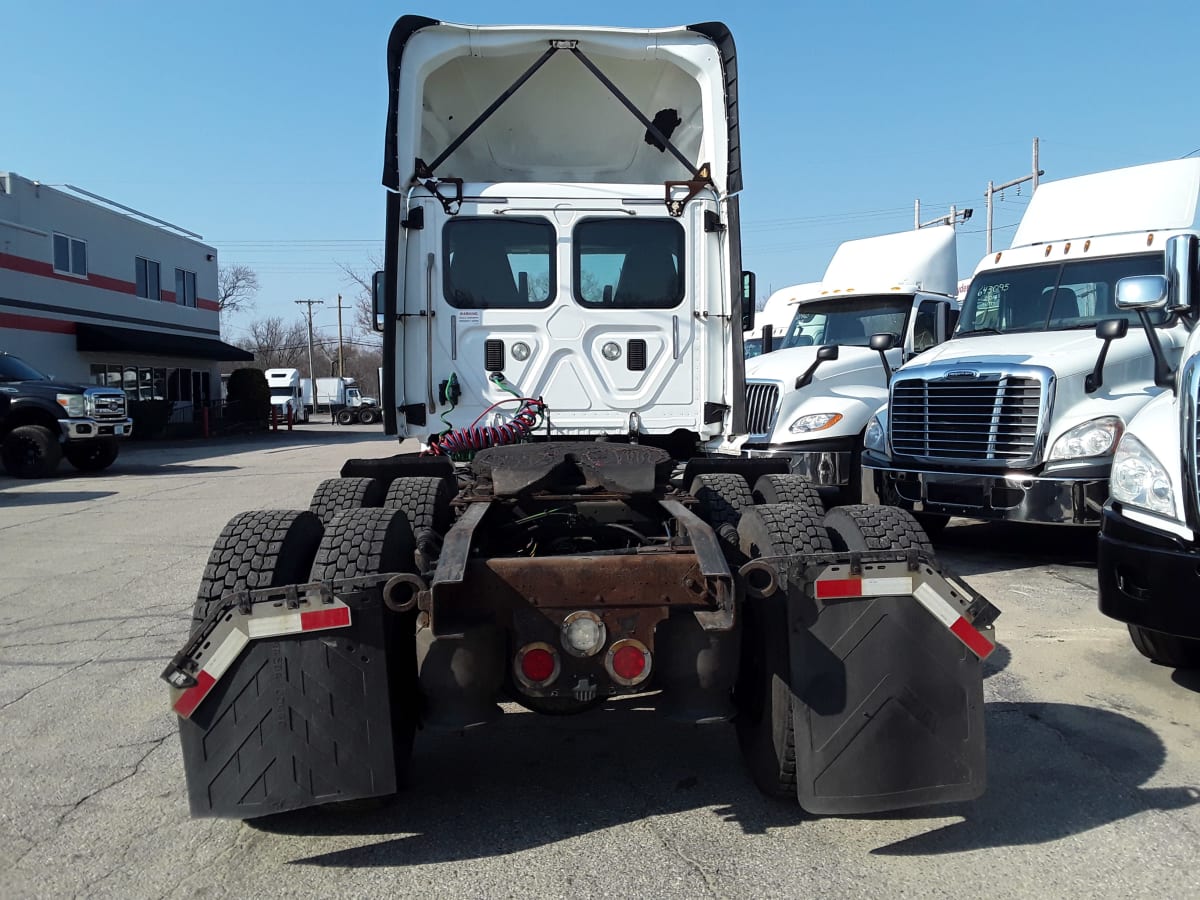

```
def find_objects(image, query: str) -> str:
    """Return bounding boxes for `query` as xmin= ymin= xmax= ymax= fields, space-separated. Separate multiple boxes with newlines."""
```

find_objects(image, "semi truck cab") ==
xmin=864 ymin=159 xmax=1197 ymax=527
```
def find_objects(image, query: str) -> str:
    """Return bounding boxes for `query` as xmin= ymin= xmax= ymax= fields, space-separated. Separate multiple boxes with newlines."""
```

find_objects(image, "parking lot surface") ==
xmin=1 ymin=429 xmax=1197 ymax=899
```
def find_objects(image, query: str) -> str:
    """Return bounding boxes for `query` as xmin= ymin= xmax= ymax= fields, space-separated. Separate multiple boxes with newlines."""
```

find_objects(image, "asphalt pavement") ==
xmin=1 ymin=428 xmax=1197 ymax=899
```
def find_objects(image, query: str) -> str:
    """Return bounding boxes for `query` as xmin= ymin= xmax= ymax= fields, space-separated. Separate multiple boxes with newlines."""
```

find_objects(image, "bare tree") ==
xmin=218 ymin=264 xmax=261 ymax=315
xmin=235 ymin=316 xmax=309 ymax=371
xmin=337 ymin=256 xmax=384 ymax=341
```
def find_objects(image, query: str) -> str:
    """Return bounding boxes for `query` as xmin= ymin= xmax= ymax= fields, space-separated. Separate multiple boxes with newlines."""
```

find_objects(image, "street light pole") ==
xmin=294 ymin=298 xmax=324 ymax=401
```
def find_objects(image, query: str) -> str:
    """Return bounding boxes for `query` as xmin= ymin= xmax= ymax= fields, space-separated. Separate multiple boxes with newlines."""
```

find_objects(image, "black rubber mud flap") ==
xmin=179 ymin=589 xmax=400 ymax=819
xmin=785 ymin=585 xmax=986 ymax=814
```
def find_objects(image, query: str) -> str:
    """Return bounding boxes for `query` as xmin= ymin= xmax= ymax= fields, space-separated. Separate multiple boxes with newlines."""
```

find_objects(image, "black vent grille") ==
xmin=485 ymin=339 xmax=505 ymax=372
xmin=627 ymin=339 xmax=647 ymax=371
xmin=745 ymin=382 xmax=780 ymax=436
xmin=890 ymin=375 xmax=1043 ymax=463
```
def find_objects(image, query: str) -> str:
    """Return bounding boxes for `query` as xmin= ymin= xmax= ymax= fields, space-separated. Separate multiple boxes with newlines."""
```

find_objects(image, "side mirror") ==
xmin=868 ymin=332 xmax=897 ymax=352
xmin=761 ymin=323 xmax=775 ymax=355
xmin=1115 ymin=275 xmax=1168 ymax=310
xmin=371 ymin=270 xmax=385 ymax=332
xmin=796 ymin=344 xmax=839 ymax=389
xmin=1086 ymin=318 xmax=1129 ymax=394
xmin=1165 ymin=233 xmax=1198 ymax=312
xmin=868 ymin=332 xmax=897 ymax=385
xmin=741 ymin=271 xmax=757 ymax=333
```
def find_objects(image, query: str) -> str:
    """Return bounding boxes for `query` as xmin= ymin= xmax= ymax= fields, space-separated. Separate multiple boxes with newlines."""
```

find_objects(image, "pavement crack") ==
xmin=56 ymin=734 xmax=172 ymax=830
xmin=643 ymin=817 xmax=723 ymax=898
xmin=0 ymin=656 xmax=97 ymax=712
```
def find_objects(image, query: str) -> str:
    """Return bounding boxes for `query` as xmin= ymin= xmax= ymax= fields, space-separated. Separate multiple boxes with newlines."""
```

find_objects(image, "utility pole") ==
xmin=334 ymin=293 xmax=352 ymax=378
xmin=294 ymin=298 xmax=324 ymax=388
xmin=916 ymin=203 xmax=973 ymax=230
xmin=985 ymin=137 xmax=1045 ymax=253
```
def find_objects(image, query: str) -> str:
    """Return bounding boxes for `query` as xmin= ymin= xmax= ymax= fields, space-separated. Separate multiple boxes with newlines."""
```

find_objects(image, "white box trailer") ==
xmin=865 ymin=158 xmax=1197 ymax=529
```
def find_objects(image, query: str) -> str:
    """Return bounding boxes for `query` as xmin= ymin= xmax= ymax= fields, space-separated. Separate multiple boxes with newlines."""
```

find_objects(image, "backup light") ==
xmin=602 ymin=341 xmax=622 ymax=361
xmin=511 ymin=341 xmax=531 ymax=361
xmin=561 ymin=611 xmax=606 ymax=657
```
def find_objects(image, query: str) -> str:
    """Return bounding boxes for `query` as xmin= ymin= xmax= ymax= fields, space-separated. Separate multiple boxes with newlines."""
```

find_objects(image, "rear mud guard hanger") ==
xmin=413 ymin=40 xmax=712 ymax=217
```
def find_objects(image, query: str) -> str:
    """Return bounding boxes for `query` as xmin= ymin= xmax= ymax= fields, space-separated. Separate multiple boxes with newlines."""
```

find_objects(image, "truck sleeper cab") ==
xmin=864 ymin=159 xmax=1197 ymax=526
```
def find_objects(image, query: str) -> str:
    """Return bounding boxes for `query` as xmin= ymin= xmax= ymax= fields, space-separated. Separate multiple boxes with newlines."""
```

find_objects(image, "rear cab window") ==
xmin=573 ymin=219 xmax=685 ymax=309
xmin=443 ymin=218 xmax=556 ymax=309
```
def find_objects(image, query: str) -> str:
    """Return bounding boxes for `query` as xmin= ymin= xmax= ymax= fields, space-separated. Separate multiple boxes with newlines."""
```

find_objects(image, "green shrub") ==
xmin=128 ymin=399 xmax=174 ymax=440
xmin=225 ymin=368 xmax=270 ymax=423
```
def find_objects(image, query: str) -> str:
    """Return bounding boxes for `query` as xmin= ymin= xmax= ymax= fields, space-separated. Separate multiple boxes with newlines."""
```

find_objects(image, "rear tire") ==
xmin=1128 ymin=625 xmax=1200 ymax=669
xmin=384 ymin=476 xmax=455 ymax=536
xmin=752 ymin=473 xmax=824 ymax=512
xmin=309 ymin=477 xmax=385 ymax=526
xmin=2 ymin=424 xmax=62 ymax=478
xmin=310 ymin=507 xmax=420 ymax=803
xmin=336 ymin=408 xmax=356 ymax=426
xmin=734 ymin=503 xmax=832 ymax=800
xmin=689 ymin=473 xmax=753 ymax=540
xmin=358 ymin=408 xmax=381 ymax=425
xmin=63 ymin=438 xmax=119 ymax=472
xmin=823 ymin=504 xmax=934 ymax=556
xmin=193 ymin=509 xmax=324 ymax=628
xmin=913 ymin=512 xmax=951 ymax=539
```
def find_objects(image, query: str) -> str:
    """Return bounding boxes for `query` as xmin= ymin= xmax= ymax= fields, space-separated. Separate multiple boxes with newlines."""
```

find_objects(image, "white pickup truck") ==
xmin=863 ymin=158 xmax=1196 ymax=530
xmin=714 ymin=225 xmax=960 ymax=503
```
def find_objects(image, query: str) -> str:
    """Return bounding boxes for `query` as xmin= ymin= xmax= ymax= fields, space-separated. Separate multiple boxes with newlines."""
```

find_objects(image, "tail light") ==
xmin=605 ymin=638 xmax=651 ymax=687
xmin=514 ymin=642 xmax=560 ymax=688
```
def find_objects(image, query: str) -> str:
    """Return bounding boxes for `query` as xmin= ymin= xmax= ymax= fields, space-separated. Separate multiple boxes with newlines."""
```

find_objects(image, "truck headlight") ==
xmin=863 ymin=412 xmax=886 ymax=452
xmin=1047 ymin=416 xmax=1123 ymax=461
xmin=788 ymin=412 xmax=843 ymax=434
xmin=1110 ymin=435 xmax=1175 ymax=517
xmin=56 ymin=393 xmax=87 ymax=417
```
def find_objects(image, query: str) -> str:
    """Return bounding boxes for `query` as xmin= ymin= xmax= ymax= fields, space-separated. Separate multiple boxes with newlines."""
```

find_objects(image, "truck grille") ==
xmin=745 ymin=382 xmax=779 ymax=437
xmin=90 ymin=392 xmax=127 ymax=419
xmin=890 ymin=374 xmax=1043 ymax=464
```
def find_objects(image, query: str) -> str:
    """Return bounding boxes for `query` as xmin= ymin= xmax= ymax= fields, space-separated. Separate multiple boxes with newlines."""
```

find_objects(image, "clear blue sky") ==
xmin=5 ymin=1 xmax=1198 ymax=342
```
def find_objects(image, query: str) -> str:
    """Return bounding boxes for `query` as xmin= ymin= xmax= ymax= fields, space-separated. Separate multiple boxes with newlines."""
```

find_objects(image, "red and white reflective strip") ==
xmin=913 ymin=583 xmax=995 ymax=659
xmin=815 ymin=575 xmax=914 ymax=600
xmin=172 ymin=602 xmax=352 ymax=718
xmin=814 ymin=571 xmax=994 ymax=660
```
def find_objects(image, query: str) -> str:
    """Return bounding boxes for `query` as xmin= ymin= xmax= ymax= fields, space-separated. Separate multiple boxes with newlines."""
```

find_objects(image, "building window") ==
xmin=174 ymin=268 xmax=197 ymax=307
xmin=53 ymin=233 xmax=88 ymax=277
xmin=136 ymin=257 xmax=161 ymax=300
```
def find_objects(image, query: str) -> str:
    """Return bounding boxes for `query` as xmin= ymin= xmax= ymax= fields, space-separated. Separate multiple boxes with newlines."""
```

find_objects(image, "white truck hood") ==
xmin=909 ymin=330 xmax=1136 ymax=379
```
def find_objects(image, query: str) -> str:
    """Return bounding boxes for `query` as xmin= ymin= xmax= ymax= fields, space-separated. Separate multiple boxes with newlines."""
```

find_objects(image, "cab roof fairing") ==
xmin=382 ymin=17 xmax=741 ymax=195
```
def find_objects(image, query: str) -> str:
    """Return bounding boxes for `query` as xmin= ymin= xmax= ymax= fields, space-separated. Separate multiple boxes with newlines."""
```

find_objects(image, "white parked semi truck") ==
xmin=1097 ymin=231 xmax=1200 ymax=668
xmin=716 ymin=225 xmax=959 ymax=503
xmin=863 ymin=159 xmax=1195 ymax=530
xmin=264 ymin=368 xmax=310 ymax=424
xmin=743 ymin=281 xmax=821 ymax=358
xmin=163 ymin=17 xmax=998 ymax=819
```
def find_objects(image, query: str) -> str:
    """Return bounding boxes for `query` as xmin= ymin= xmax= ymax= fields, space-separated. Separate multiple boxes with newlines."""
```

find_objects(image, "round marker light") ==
xmin=515 ymin=642 xmax=560 ymax=688
xmin=561 ymin=611 xmax=606 ymax=657
xmin=511 ymin=341 xmax=531 ymax=361
xmin=605 ymin=638 xmax=652 ymax=687
xmin=602 ymin=341 xmax=622 ymax=361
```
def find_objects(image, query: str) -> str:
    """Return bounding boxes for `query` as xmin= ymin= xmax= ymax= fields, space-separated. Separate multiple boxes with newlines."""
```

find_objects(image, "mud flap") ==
xmin=785 ymin=564 xmax=988 ymax=814
xmin=174 ymin=586 xmax=400 ymax=818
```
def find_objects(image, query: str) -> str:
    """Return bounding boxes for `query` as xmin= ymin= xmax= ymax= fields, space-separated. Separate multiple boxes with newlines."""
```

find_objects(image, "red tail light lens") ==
xmin=515 ymin=642 xmax=560 ymax=688
xmin=605 ymin=639 xmax=652 ymax=687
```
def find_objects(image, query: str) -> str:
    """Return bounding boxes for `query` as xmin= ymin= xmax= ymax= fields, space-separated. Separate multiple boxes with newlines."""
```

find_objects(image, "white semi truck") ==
xmin=164 ymin=17 xmax=998 ymax=819
xmin=864 ymin=159 xmax=1196 ymax=531
xmin=743 ymin=281 xmax=820 ymax=358
xmin=1097 ymin=232 xmax=1200 ymax=668
xmin=716 ymin=225 xmax=960 ymax=503
xmin=264 ymin=368 xmax=310 ymax=424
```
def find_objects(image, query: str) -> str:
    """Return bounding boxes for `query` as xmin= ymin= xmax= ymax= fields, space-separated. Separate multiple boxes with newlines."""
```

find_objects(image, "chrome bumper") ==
xmin=60 ymin=417 xmax=133 ymax=440
xmin=866 ymin=465 xmax=1108 ymax=525
xmin=741 ymin=447 xmax=851 ymax=486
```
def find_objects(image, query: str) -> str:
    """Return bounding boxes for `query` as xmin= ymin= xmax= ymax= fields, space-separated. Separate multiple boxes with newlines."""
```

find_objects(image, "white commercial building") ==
xmin=0 ymin=172 xmax=251 ymax=411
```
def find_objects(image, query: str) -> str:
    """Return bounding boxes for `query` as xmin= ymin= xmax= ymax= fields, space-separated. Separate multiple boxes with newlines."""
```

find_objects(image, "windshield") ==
xmin=957 ymin=253 xmax=1166 ymax=336
xmin=777 ymin=296 xmax=912 ymax=349
xmin=0 ymin=354 xmax=48 ymax=382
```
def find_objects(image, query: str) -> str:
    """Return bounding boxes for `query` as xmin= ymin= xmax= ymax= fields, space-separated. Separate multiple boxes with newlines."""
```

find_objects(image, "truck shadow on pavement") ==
xmin=251 ymin=699 xmax=1194 ymax=865
xmin=934 ymin=521 xmax=1100 ymax=575
xmin=871 ymin=701 xmax=1198 ymax=855
xmin=0 ymin=489 xmax=119 ymax=506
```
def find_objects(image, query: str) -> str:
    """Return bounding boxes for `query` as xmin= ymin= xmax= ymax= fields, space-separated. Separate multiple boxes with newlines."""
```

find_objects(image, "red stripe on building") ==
xmin=0 ymin=311 xmax=77 ymax=334
xmin=198 ymin=299 xmax=219 ymax=312
xmin=300 ymin=607 xmax=352 ymax=631
xmin=160 ymin=290 xmax=176 ymax=303
xmin=949 ymin=617 xmax=995 ymax=659
xmin=173 ymin=669 xmax=217 ymax=718
xmin=0 ymin=251 xmax=135 ymax=295
xmin=815 ymin=578 xmax=862 ymax=600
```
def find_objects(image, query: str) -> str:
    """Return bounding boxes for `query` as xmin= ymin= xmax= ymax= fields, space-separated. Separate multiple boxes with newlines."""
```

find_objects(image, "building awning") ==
xmin=76 ymin=323 xmax=254 ymax=362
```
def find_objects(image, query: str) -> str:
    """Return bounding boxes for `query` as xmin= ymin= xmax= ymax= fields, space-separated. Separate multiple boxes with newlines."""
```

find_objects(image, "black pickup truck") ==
xmin=0 ymin=352 xmax=133 ymax=478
